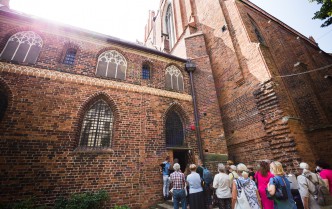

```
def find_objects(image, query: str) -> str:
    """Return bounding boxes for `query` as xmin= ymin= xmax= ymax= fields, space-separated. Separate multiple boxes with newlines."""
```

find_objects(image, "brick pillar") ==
xmin=185 ymin=32 xmax=228 ymax=166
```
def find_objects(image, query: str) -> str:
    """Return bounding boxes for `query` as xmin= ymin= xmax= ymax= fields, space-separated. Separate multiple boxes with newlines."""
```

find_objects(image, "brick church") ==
xmin=0 ymin=0 xmax=331 ymax=208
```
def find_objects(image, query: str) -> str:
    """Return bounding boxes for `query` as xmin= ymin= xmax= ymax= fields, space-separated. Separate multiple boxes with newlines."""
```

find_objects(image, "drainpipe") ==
xmin=185 ymin=60 xmax=204 ymax=163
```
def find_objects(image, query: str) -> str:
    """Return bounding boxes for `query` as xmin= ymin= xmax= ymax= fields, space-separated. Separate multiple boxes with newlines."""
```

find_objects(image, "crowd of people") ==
xmin=160 ymin=157 xmax=332 ymax=209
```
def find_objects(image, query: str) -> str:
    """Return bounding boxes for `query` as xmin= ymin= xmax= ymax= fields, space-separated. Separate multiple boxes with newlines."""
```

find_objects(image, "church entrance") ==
xmin=172 ymin=149 xmax=193 ymax=172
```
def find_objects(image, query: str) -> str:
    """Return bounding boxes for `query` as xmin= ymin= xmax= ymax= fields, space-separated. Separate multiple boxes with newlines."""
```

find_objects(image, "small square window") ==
xmin=142 ymin=65 xmax=150 ymax=79
xmin=63 ymin=49 xmax=77 ymax=65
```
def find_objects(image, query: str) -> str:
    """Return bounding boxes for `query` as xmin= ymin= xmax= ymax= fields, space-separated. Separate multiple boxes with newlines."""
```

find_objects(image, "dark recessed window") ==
xmin=63 ymin=48 xmax=77 ymax=65
xmin=79 ymin=100 xmax=113 ymax=148
xmin=0 ymin=90 xmax=8 ymax=121
xmin=142 ymin=64 xmax=150 ymax=79
xmin=166 ymin=111 xmax=184 ymax=147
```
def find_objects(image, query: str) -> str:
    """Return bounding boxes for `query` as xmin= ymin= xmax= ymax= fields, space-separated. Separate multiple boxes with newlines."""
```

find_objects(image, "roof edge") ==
xmin=239 ymin=0 xmax=327 ymax=53
xmin=0 ymin=9 xmax=187 ymax=63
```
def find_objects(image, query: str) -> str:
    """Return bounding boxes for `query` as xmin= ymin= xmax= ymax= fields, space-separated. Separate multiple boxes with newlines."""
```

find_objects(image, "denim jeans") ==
xmin=173 ymin=189 xmax=186 ymax=209
xmin=163 ymin=175 xmax=170 ymax=197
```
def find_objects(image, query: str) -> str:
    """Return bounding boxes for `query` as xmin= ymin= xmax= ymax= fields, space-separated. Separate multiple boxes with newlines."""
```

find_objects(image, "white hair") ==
xmin=237 ymin=163 xmax=248 ymax=172
xmin=218 ymin=163 xmax=225 ymax=172
xmin=299 ymin=162 xmax=309 ymax=170
xmin=230 ymin=165 xmax=237 ymax=171
xmin=173 ymin=163 xmax=181 ymax=171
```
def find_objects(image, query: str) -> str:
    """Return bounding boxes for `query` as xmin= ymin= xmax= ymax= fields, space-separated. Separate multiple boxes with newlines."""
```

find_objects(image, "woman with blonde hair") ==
xmin=186 ymin=164 xmax=205 ymax=209
xmin=231 ymin=163 xmax=261 ymax=209
xmin=267 ymin=161 xmax=297 ymax=209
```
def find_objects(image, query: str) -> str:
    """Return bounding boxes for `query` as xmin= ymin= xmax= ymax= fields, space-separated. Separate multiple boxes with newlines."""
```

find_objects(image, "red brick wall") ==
xmin=0 ymin=13 xmax=200 ymax=208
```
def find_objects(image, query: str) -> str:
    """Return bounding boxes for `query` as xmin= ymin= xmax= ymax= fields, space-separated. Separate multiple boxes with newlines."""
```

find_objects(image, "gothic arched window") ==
xmin=165 ymin=4 xmax=175 ymax=49
xmin=166 ymin=111 xmax=184 ymax=147
xmin=165 ymin=65 xmax=184 ymax=91
xmin=248 ymin=16 xmax=265 ymax=45
xmin=0 ymin=31 xmax=43 ymax=64
xmin=63 ymin=48 xmax=77 ymax=65
xmin=79 ymin=100 xmax=114 ymax=148
xmin=142 ymin=64 xmax=150 ymax=80
xmin=96 ymin=50 xmax=127 ymax=80
xmin=0 ymin=90 xmax=8 ymax=122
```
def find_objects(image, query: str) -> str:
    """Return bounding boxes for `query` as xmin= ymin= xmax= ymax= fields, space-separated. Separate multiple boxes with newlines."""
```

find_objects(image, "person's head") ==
xmin=297 ymin=162 xmax=310 ymax=174
xmin=270 ymin=161 xmax=285 ymax=176
xmin=316 ymin=159 xmax=330 ymax=172
xmin=166 ymin=156 xmax=170 ymax=161
xmin=229 ymin=165 xmax=237 ymax=172
xmin=259 ymin=160 xmax=270 ymax=176
xmin=173 ymin=158 xmax=179 ymax=164
xmin=226 ymin=160 xmax=234 ymax=166
xmin=218 ymin=163 xmax=226 ymax=173
xmin=189 ymin=164 xmax=197 ymax=172
xmin=236 ymin=163 xmax=248 ymax=176
xmin=248 ymin=167 xmax=254 ymax=172
xmin=173 ymin=163 xmax=181 ymax=171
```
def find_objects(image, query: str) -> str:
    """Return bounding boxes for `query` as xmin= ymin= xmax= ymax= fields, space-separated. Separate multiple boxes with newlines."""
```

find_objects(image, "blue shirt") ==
xmin=162 ymin=161 xmax=171 ymax=176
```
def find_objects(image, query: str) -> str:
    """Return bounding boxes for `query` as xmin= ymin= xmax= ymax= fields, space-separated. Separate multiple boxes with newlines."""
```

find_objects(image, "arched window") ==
xmin=166 ymin=111 xmax=184 ymax=147
xmin=248 ymin=16 xmax=265 ymax=44
xmin=79 ymin=100 xmax=114 ymax=148
xmin=165 ymin=4 xmax=175 ymax=49
xmin=142 ymin=64 xmax=150 ymax=79
xmin=0 ymin=31 xmax=43 ymax=64
xmin=0 ymin=89 xmax=8 ymax=122
xmin=96 ymin=50 xmax=127 ymax=80
xmin=165 ymin=65 xmax=184 ymax=91
xmin=63 ymin=48 xmax=77 ymax=65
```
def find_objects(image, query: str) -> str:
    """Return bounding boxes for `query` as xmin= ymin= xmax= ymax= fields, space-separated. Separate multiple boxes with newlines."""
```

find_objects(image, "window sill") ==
xmin=74 ymin=147 xmax=114 ymax=154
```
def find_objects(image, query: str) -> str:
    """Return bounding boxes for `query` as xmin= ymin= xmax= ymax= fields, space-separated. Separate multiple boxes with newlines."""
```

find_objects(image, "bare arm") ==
xmin=302 ymin=196 xmax=309 ymax=209
xmin=267 ymin=182 xmax=276 ymax=196
xmin=231 ymin=181 xmax=237 ymax=209
xmin=256 ymin=190 xmax=262 ymax=209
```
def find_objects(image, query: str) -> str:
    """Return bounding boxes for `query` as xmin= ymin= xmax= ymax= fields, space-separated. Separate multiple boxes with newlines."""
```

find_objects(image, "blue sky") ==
xmin=9 ymin=0 xmax=332 ymax=53
xmin=250 ymin=0 xmax=332 ymax=53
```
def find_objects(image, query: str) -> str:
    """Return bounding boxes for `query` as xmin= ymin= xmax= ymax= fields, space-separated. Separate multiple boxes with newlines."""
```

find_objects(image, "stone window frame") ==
xmin=165 ymin=64 xmax=184 ymax=92
xmin=163 ymin=2 xmax=176 ymax=49
xmin=0 ymin=30 xmax=43 ymax=64
xmin=95 ymin=50 xmax=127 ymax=80
xmin=75 ymin=92 xmax=119 ymax=151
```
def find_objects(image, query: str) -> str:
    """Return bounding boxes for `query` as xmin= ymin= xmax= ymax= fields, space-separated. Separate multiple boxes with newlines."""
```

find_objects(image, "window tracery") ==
xmin=96 ymin=50 xmax=127 ymax=80
xmin=165 ymin=65 xmax=184 ymax=91
xmin=0 ymin=31 xmax=43 ymax=64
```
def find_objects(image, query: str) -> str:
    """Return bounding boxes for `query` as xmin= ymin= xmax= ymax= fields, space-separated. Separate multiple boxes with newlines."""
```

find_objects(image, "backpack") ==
xmin=267 ymin=176 xmax=288 ymax=201
xmin=304 ymin=173 xmax=332 ymax=206
xmin=202 ymin=167 xmax=213 ymax=185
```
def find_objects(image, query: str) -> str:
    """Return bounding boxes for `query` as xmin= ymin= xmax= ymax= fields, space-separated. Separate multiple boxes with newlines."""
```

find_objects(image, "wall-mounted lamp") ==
xmin=185 ymin=60 xmax=196 ymax=73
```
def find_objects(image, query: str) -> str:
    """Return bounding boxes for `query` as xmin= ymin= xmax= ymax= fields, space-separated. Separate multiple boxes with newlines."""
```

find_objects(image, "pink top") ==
xmin=320 ymin=169 xmax=332 ymax=195
xmin=255 ymin=171 xmax=274 ymax=191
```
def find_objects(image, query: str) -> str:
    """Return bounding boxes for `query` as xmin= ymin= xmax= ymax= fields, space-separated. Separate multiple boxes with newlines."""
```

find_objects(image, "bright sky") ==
xmin=9 ymin=0 xmax=332 ymax=53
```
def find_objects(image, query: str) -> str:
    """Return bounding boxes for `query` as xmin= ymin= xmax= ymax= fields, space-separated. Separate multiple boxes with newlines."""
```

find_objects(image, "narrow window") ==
xmin=0 ymin=90 xmax=8 ymax=121
xmin=165 ymin=4 xmax=175 ymax=49
xmin=79 ymin=100 xmax=114 ymax=148
xmin=63 ymin=48 xmax=77 ymax=65
xmin=166 ymin=111 xmax=184 ymax=147
xmin=142 ymin=64 xmax=150 ymax=79
xmin=165 ymin=65 xmax=184 ymax=91
xmin=96 ymin=50 xmax=127 ymax=80
xmin=0 ymin=31 xmax=43 ymax=64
